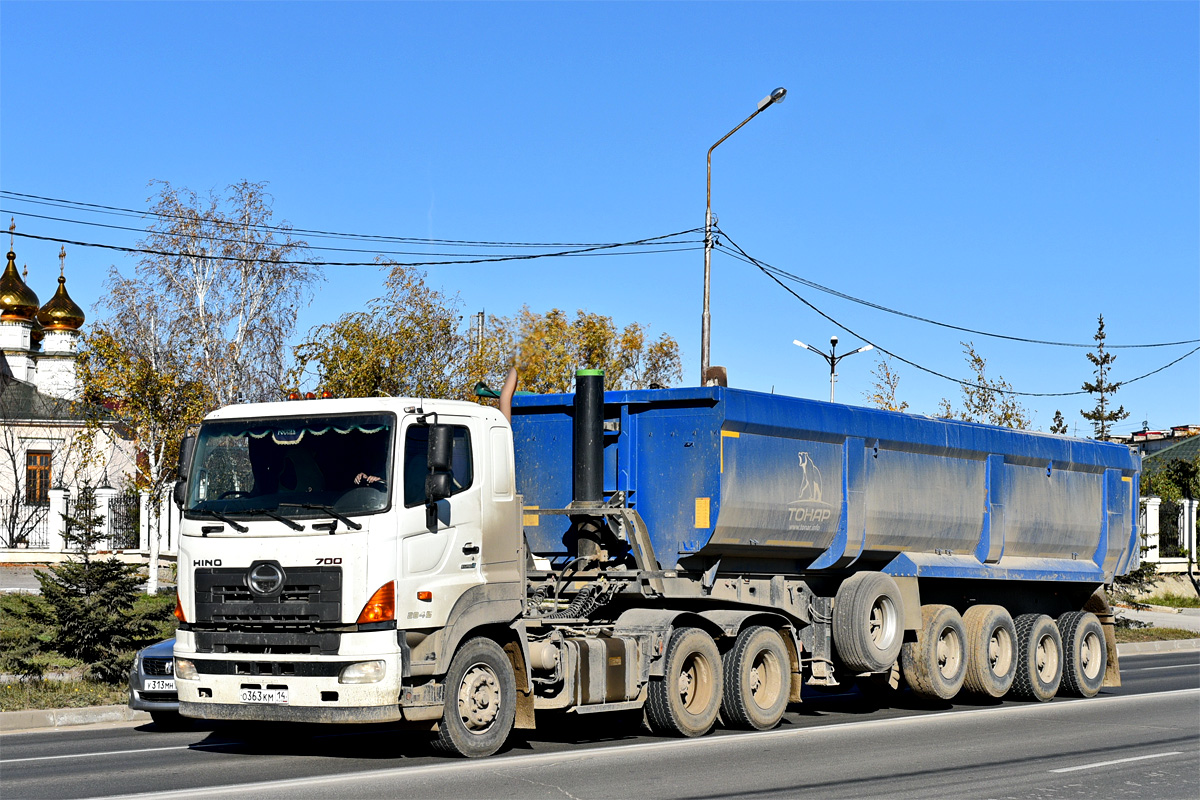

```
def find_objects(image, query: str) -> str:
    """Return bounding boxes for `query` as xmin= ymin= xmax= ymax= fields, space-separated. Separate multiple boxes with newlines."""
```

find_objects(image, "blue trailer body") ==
xmin=511 ymin=387 xmax=1140 ymax=586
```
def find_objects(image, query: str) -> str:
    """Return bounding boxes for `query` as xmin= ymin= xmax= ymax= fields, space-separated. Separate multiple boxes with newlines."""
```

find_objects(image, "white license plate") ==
xmin=145 ymin=679 xmax=175 ymax=692
xmin=239 ymin=688 xmax=289 ymax=705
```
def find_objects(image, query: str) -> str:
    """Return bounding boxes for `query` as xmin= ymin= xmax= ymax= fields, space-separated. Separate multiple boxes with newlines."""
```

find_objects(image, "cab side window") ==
xmin=403 ymin=425 xmax=474 ymax=507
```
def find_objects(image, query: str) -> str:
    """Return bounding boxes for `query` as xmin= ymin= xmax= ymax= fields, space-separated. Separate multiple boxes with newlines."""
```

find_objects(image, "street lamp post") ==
xmin=793 ymin=335 xmax=874 ymax=403
xmin=701 ymin=86 xmax=787 ymax=385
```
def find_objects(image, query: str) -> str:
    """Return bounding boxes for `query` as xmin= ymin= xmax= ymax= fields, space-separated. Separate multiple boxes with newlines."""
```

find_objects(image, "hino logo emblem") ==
xmin=247 ymin=562 xmax=285 ymax=596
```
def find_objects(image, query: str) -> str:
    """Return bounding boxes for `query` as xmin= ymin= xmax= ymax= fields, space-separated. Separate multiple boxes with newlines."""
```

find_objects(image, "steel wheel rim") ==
xmin=869 ymin=596 xmax=899 ymax=651
xmin=458 ymin=662 xmax=501 ymax=734
xmin=935 ymin=626 xmax=962 ymax=678
xmin=1080 ymin=630 xmax=1103 ymax=681
xmin=989 ymin=627 xmax=1014 ymax=677
xmin=749 ymin=648 xmax=783 ymax=710
xmin=678 ymin=651 xmax=714 ymax=713
xmin=1034 ymin=633 xmax=1059 ymax=683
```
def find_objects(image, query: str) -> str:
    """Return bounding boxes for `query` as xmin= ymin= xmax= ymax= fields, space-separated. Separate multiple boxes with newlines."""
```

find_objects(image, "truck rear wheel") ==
xmin=961 ymin=605 xmax=1017 ymax=698
xmin=646 ymin=627 xmax=722 ymax=737
xmin=833 ymin=572 xmax=905 ymax=673
xmin=1057 ymin=611 xmax=1106 ymax=698
xmin=1010 ymin=614 xmax=1062 ymax=702
xmin=721 ymin=626 xmax=790 ymax=730
xmin=433 ymin=637 xmax=517 ymax=758
xmin=900 ymin=604 xmax=967 ymax=701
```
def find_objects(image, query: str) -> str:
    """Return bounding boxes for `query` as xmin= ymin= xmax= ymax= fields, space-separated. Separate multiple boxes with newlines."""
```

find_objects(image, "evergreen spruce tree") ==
xmin=35 ymin=485 xmax=154 ymax=682
xmin=1049 ymin=409 xmax=1069 ymax=435
xmin=1080 ymin=314 xmax=1128 ymax=440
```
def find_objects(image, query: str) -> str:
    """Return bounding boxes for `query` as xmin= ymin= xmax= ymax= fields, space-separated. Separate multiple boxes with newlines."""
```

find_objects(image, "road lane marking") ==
xmin=1050 ymin=751 xmax=1184 ymax=773
xmin=0 ymin=742 xmax=226 ymax=764
xmin=1122 ymin=664 xmax=1200 ymax=672
xmin=87 ymin=688 xmax=1200 ymax=800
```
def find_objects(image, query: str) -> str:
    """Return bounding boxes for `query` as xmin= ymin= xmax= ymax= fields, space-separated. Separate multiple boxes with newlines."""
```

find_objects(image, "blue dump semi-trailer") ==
xmin=170 ymin=371 xmax=1138 ymax=757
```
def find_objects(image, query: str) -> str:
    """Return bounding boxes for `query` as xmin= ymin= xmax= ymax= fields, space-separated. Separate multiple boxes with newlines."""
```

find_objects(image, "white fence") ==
xmin=0 ymin=488 xmax=180 ymax=557
xmin=1140 ymin=496 xmax=1199 ymax=572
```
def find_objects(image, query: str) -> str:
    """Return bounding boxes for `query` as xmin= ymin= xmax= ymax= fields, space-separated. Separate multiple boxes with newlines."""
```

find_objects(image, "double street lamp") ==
xmin=701 ymin=86 xmax=788 ymax=385
xmin=794 ymin=335 xmax=874 ymax=403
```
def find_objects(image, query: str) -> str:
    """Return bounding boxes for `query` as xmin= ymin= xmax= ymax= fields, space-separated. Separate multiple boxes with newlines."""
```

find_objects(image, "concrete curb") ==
xmin=1 ymin=704 xmax=149 ymax=732
xmin=3 ymin=639 xmax=1197 ymax=733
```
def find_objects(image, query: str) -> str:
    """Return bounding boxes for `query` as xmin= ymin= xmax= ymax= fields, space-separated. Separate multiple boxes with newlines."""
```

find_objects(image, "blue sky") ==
xmin=2 ymin=1 xmax=1196 ymax=434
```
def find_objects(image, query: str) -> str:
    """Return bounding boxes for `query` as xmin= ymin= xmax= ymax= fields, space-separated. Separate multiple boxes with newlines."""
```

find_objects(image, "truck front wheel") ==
xmin=433 ymin=637 xmax=517 ymax=758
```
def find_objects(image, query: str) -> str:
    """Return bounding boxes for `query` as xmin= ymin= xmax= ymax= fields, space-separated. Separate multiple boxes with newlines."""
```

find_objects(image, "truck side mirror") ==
xmin=174 ymin=435 xmax=196 ymax=508
xmin=425 ymin=425 xmax=454 ymax=524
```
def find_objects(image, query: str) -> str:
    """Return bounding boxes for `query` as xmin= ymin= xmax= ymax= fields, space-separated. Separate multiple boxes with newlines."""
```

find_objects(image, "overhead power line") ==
xmin=712 ymin=229 xmax=1196 ymax=350
xmin=2 ymin=189 xmax=688 ymax=250
xmin=12 ymin=228 xmax=702 ymax=268
xmin=717 ymin=228 xmax=1200 ymax=398
xmin=2 ymin=208 xmax=703 ymax=259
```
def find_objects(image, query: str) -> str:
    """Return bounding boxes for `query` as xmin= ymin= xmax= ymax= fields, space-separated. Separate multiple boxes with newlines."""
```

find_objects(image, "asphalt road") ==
xmin=2 ymin=649 xmax=1197 ymax=800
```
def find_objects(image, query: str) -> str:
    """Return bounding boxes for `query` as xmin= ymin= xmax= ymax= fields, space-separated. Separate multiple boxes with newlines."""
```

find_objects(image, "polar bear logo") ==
xmin=796 ymin=452 xmax=823 ymax=504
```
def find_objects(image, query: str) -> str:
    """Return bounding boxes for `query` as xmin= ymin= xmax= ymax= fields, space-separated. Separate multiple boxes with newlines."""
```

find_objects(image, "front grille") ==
xmin=138 ymin=691 xmax=178 ymax=702
xmin=143 ymin=657 xmax=173 ymax=676
xmin=193 ymin=630 xmax=341 ymax=656
xmin=194 ymin=566 xmax=342 ymax=626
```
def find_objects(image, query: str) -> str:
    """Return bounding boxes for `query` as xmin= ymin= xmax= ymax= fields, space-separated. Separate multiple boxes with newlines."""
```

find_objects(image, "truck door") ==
xmin=396 ymin=416 xmax=484 ymax=622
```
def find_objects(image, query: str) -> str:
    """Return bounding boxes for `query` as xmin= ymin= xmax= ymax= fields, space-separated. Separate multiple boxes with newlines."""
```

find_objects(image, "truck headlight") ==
xmin=175 ymin=658 xmax=199 ymax=681
xmin=339 ymin=660 xmax=386 ymax=684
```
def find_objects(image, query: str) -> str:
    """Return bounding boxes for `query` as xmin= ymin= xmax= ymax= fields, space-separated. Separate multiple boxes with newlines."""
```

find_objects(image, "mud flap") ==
xmin=1086 ymin=587 xmax=1121 ymax=688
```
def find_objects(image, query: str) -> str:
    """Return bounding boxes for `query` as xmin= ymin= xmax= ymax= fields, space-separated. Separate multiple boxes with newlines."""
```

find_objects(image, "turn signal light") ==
xmin=417 ymin=591 xmax=433 ymax=602
xmin=173 ymin=592 xmax=187 ymax=623
xmin=357 ymin=581 xmax=395 ymax=624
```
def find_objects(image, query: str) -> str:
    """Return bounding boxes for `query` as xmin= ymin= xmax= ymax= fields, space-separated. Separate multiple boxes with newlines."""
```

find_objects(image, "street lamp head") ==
xmin=830 ymin=335 xmax=839 ymax=348
xmin=758 ymin=86 xmax=788 ymax=110
xmin=793 ymin=339 xmax=810 ymax=351
xmin=857 ymin=344 xmax=875 ymax=355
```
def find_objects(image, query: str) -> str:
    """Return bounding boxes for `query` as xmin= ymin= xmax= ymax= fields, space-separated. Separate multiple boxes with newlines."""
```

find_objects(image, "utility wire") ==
xmin=712 ymin=229 xmax=1196 ymax=350
xmin=717 ymin=228 xmax=1200 ymax=397
xmin=2 ymin=190 xmax=690 ymax=250
xmin=2 ymin=208 xmax=703 ymax=259
xmin=12 ymin=228 xmax=701 ymax=268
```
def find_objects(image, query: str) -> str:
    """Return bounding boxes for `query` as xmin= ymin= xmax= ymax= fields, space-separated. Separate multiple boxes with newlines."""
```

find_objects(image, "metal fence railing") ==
xmin=1 ymin=494 xmax=49 ymax=548
xmin=108 ymin=493 xmax=140 ymax=550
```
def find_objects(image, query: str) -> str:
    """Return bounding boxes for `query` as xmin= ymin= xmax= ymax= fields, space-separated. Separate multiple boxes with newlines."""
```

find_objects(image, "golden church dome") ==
xmin=38 ymin=273 xmax=86 ymax=331
xmin=0 ymin=249 xmax=40 ymax=321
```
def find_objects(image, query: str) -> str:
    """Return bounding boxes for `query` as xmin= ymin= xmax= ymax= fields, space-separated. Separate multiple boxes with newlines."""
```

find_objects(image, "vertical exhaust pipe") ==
xmin=572 ymin=369 xmax=605 ymax=562
xmin=573 ymin=369 xmax=604 ymax=507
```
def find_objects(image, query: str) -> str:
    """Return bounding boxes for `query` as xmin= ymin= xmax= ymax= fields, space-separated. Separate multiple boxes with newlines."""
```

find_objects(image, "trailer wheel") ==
xmin=1057 ymin=611 xmax=1106 ymax=698
xmin=833 ymin=572 xmax=905 ymax=673
xmin=961 ymin=605 xmax=1017 ymax=698
xmin=900 ymin=604 xmax=967 ymax=701
xmin=721 ymin=626 xmax=790 ymax=730
xmin=646 ymin=627 xmax=722 ymax=737
xmin=433 ymin=637 xmax=517 ymax=758
xmin=1010 ymin=614 xmax=1062 ymax=702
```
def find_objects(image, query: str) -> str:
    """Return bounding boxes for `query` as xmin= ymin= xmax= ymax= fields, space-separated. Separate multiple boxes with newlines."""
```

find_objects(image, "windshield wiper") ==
xmin=241 ymin=508 xmax=306 ymax=531
xmin=191 ymin=508 xmax=249 ymax=533
xmin=285 ymin=503 xmax=363 ymax=531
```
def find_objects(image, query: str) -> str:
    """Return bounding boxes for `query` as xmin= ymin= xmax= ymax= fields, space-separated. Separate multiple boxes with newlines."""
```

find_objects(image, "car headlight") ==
xmin=175 ymin=658 xmax=199 ymax=681
xmin=339 ymin=660 xmax=386 ymax=684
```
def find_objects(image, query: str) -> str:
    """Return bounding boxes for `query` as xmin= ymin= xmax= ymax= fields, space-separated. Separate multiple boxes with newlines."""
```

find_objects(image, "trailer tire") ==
xmin=833 ymin=572 xmax=905 ymax=673
xmin=900 ymin=604 xmax=967 ymax=701
xmin=1057 ymin=611 xmax=1106 ymax=698
xmin=721 ymin=626 xmax=790 ymax=730
xmin=1010 ymin=614 xmax=1062 ymax=702
xmin=433 ymin=637 xmax=517 ymax=758
xmin=646 ymin=627 xmax=722 ymax=737
xmin=961 ymin=605 xmax=1017 ymax=698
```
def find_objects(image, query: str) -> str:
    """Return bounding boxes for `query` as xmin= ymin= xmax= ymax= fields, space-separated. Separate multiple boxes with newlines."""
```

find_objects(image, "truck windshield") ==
xmin=184 ymin=412 xmax=394 ymax=521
